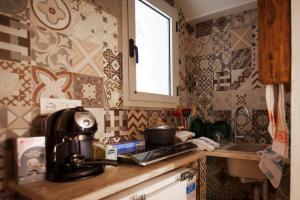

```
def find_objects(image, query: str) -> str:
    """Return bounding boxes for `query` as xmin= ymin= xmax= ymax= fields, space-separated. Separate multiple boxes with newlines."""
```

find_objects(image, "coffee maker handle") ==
xmin=53 ymin=139 xmax=65 ymax=162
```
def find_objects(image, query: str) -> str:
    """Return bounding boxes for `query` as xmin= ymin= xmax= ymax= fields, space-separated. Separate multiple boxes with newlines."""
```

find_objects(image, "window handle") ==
xmin=129 ymin=39 xmax=139 ymax=63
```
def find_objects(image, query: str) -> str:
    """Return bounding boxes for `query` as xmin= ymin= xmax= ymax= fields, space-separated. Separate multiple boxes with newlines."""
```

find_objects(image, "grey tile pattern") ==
xmin=231 ymin=48 xmax=251 ymax=70
xmin=214 ymin=71 xmax=231 ymax=91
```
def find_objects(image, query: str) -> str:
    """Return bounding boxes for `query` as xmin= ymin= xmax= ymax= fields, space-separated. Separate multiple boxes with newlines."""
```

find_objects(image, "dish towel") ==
xmin=257 ymin=146 xmax=285 ymax=188
xmin=175 ymin=131 xmax=195 ymax=142
xmin=265 ymin=84 xmax=289 ymax=158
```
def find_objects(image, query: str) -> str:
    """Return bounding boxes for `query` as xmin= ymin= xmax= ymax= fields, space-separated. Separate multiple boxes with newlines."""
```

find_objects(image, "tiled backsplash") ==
xmin=185 ymin=9 xmax=291 ymax=200
xmin=0 ymin=0 xmax=180 ymax=197
xmin=184 ymin=9 xmax=291 ymax=143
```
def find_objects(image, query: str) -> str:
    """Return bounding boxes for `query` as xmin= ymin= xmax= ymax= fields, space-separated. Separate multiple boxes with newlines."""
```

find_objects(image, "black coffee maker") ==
xmin=44 ymin=106 xmax=117 ymax=182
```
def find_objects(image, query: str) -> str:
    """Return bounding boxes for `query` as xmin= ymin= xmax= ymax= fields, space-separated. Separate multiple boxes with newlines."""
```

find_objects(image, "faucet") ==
xmin=234 ymin=106 xmax=251 ymax=143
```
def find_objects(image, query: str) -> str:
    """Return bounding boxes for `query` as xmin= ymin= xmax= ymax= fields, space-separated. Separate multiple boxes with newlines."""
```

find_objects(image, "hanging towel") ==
xmin=266 ymin=85 xmax=276 ymax=139
xmin=265 ymin=84 xmax=289 ymax=158
xmin=273 ymin=84 xmax=289 ymax=158
xmin=257 ymin=146 xmax=284 ymax=188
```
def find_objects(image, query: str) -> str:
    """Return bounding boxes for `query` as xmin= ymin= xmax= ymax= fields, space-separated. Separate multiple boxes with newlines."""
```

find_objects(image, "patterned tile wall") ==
xmin=0 ymin=1 xmax=291 ymax=200
xmin=185 ymin=9 xmax=291 ymax=143
xmin=0 ymin=1 xmax=185 ymax=197
xmin=185 ymin=9 xmax=291 ymax=200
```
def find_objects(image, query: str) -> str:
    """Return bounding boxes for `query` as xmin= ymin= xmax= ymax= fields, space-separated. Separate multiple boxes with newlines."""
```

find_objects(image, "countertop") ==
xmin=6 ymin=151 xmax=204 ymax=200
xmin=7 ymin=143 xmax=280 ymax=200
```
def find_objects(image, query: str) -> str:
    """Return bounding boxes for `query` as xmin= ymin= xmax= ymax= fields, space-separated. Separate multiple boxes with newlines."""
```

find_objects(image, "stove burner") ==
xmin=118 ymin=142 xmax=197 ymax=166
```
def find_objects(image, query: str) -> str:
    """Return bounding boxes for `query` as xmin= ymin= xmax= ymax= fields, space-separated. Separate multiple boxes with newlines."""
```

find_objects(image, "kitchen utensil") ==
xmin=144 ymin=124 xmax=176 ymax=146
xmin=182 ymin=108 xmax=191 ymax=130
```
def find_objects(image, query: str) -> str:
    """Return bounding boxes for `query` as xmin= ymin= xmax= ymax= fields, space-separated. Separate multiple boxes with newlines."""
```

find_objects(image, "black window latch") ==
xmin=129 ymin=39 xmax=139 ymax=63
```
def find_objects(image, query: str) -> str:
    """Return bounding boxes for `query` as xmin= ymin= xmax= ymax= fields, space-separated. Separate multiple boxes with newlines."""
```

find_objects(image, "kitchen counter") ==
xmin=204 ymin=142 xmax=262 ymax=161
xmin=7 ymin=143 xmax=286 ymax=200
xmin=6 ymin=151 xmax=204 ymax=200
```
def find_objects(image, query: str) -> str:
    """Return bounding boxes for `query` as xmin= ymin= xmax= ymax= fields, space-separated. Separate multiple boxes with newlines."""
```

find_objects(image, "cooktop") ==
xmin=118 ymin=142 xmax=198 ymax=166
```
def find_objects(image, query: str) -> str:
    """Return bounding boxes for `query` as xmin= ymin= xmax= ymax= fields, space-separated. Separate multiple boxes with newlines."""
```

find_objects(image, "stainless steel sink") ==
xmin=224 ymin=143 xmax=267 ymax=180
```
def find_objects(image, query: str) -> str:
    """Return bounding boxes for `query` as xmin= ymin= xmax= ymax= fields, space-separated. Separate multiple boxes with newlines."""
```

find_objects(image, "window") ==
xmin=122 ymin=0 xmax=179 ymax=108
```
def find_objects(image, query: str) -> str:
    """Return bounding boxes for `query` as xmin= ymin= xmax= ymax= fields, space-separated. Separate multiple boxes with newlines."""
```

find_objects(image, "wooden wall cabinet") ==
xmin=258 ymin=0 xmax=291 ymax=84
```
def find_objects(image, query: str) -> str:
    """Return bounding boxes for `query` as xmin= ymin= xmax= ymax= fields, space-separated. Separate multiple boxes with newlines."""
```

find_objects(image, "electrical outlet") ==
xmin=40 ymin=98 xmax=82 ymax=115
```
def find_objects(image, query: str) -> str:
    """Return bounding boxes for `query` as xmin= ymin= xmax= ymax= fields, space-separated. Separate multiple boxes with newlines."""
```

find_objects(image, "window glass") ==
xmin=135 ymin=0 xmax=171 ymax=95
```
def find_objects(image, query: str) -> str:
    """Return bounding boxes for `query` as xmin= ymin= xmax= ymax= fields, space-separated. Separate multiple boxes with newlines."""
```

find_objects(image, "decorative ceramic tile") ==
xmin=0 ymin=106 xmax=32 ymax=130
xmin=104 ymin=109 xmax=128 ymax=137
xmin=230 ymin=67 xmax=254 ymax=90
xmin=185 ymin=37 xmax=205 ymax=56
xmin=251 ymin=70 xmax=262 ymax=90
xmin=31 ymin=0 xmax=71 ymax=32
xmin=31 ymin=66 xmax=73 ymax=104
xmin=213 ymin=110 xmax=232 ymax=126
xmin=211 ymin=20 xmax=231 ymax=55
xmin=73 ymin=74 xmax=104 ymax=108
xmin=214 ymin=71 xmax=231 ymax=91
xmin=232 ymin=107 xmax=252 ymax=138
xmin=31 ymin=26 xmax=72 ymax=71
xmin=70 ymin=0 xmax=119 ymax=51
xmin=102 ymin=135 xmax=129 ymax=145
xmin=195 ymin=20 xmax=213 ymax=37
xmin=247 ymin=88 xmax=267 ymax=109
xmin=199 ymin=158 xmax=207 ymax=200
xmin=213 ymin=91 xmax=232 ymax=111
xmin=0 ymin=14 xmax=30 ymax=63
xmin=194 ymin=68 xmax=214 ymax=97
xmin=251 ymin=19 xmax=261 ymax=90
xmin=232 ymin=9 xmax=257 ymax=29
xmin=127 ymin=108 xmax=147 ymax=136
xmin=103 ymin=48 xmax=122 ymax=81
xmin=86 ymin=108 xmax=105 ymax=140
xmin=248 ymin=110 xmax=272 ymax=144
xmin=0 ymin=106 xmax=32 ymax=144
xmin=103 ymin=48 xmax=123 ymax=108
xmin=0 ymin=0 xmax=29 ymax=21
xmin=0 ymin=60 xmax=31 ymax=106
xmin=234 ymin=93 xmax=247 ymax=106
xmin=231 ymin=26 xmax=252 ymax=50
xmin=213 ymin=16 xmax=231 ymax=31
xmin=210 ymin=53 xmax=231 ymax=72
xmin=231 ymin=48 xmax=251 ymax=70
xmin=195 ymin=96 xmax=214 ymax=123
xmin=71 ymin=36 xmax=103 ymax=76
xmin=146 ymin=109 xmax=174 ymax=126
xmin=93 ymin=0 xmax=122 ymax=50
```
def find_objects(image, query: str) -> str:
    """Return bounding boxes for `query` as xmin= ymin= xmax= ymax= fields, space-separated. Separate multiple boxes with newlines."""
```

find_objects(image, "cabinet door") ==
xmin=258 ymin=0 xmax=291 ymax=84
xmin=147 ymin=181 xmax=187 ymax=200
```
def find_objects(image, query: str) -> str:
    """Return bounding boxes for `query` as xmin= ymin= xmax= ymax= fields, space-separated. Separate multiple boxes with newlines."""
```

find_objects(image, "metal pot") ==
xmin=144 ymin=124 xmax=176 ymax=146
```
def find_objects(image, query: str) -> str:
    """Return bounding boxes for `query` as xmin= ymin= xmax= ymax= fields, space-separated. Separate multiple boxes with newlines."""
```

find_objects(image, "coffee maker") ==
xmin=44 ymin=106 xmax=117 ymax=182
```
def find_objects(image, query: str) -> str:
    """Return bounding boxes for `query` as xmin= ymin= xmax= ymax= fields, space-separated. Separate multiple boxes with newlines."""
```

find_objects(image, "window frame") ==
xmin=122 ymin=0 xmax=179 ymax=108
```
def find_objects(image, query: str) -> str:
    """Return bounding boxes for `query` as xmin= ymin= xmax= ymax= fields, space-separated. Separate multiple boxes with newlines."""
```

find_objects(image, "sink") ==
xmin=224 ymin=143 xmax=267 ymax=180
xmin=226 ymin=143 xmax=267 ymax=152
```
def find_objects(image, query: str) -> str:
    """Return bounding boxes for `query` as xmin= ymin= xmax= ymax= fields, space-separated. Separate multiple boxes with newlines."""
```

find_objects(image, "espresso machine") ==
xmin=44 ymin=106 xmax=117 ymax=182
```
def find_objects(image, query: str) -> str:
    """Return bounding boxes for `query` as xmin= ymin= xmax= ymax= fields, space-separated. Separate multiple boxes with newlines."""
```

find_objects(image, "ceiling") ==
xmin=175 ymin=0 xmax=257 ymax=23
